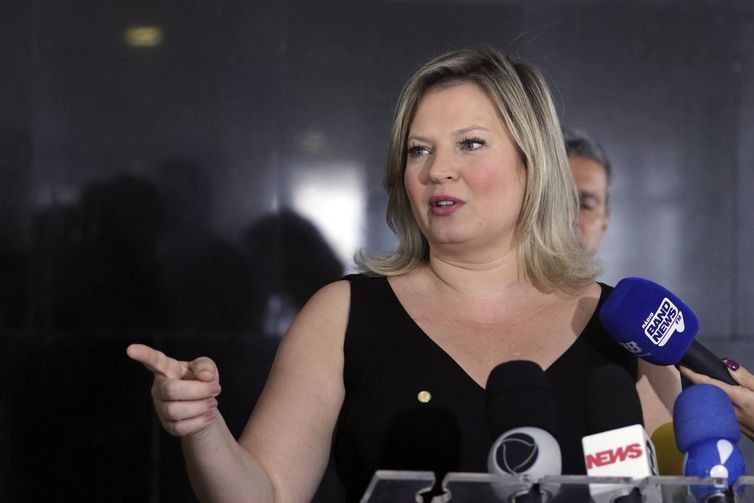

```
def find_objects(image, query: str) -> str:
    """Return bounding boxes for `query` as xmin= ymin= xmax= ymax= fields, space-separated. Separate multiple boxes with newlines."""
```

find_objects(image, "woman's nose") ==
xmin=426 ymin=148 xmax=458 ymax=183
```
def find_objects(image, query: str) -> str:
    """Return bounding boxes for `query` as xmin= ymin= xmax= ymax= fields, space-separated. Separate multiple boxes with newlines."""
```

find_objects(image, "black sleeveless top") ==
xmin=332 ymin=274 xmax=638 ymax=502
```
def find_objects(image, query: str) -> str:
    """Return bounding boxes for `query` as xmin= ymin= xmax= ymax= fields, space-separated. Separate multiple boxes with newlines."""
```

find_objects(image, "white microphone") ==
xmin=487 ymin=425 xmax=562 ymax=478
xmin=582 ymin=424 xmax=659 ymax=502
xmin=581 ymin=365 xmax=658 ymax=503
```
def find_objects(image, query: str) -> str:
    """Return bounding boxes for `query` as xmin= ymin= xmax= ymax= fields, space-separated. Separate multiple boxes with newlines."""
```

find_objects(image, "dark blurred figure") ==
xmin=0 ymin=129 xmax=31 ymax=329
xmin=0 ymin=239 xmax=28 ymax=329
xmin=31 ymin=165 xmax=259 ymax=332
xmin=32 ymin=174 xmax=166 ymax=330
xmin=19 ymin=168 xmax=345 ymax=501
xmin=156 ymin=159 xmax=259 ymax=331
xmin=242 ymin=209 xmax=344 ymax=336
xmin=31 ymin=164 xmax=345 ymax=334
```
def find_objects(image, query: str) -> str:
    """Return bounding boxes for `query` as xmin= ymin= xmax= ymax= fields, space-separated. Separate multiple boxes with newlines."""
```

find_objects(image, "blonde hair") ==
xmin=356 ymin=46 xmax=597 ymax=292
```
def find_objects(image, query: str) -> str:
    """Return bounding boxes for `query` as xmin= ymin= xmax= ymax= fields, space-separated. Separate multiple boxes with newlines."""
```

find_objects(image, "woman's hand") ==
xmin=127 ymin=343 xmax=222 ymax=437
xmin=680 ymin=360 xmax=754 ymax=441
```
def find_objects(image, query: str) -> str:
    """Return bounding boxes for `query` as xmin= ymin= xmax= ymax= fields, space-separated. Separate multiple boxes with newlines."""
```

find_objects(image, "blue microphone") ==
xmin=673 ymin=384 xmax=746 ymax=502
xmin=599 ymin=277 xmax=736 ymax=385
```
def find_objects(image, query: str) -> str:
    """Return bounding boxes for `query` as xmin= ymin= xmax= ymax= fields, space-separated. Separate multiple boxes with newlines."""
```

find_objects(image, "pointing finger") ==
xmin=127 ymin=343 xmax=188 ymax=379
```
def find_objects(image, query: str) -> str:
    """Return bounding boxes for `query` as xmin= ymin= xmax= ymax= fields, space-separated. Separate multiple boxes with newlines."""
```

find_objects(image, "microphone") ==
xmin=673 ymin=384 xmax=746 ymax=502
xmin=581 ymin=365 xmax=658 ymax=503
xmin=585 ymin=364 xmax=644 ymax=433
xmin=650 ymin=422 xmax=684 ymax=476
xmin=485 ymin=360 xmax=561 ymax=502
xmin=599 ymin=277 xmax=736 ymax=385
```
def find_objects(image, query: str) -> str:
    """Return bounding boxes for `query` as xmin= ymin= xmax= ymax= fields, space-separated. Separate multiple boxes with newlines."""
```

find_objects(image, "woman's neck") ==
xmin=422 ymin=248 xmax=536 ymax=301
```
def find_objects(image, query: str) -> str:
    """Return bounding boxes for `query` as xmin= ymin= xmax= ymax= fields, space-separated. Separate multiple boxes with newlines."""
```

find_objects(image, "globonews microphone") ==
xmin=599 ymin=277 xmax=736 ymax=385
xmin=673 ymin=384 xmax=746 ymax=502
xmin=485 ymin=360 xmax=561 ymax=502
xmin=582 ymin=365 xmax=657 ymax=503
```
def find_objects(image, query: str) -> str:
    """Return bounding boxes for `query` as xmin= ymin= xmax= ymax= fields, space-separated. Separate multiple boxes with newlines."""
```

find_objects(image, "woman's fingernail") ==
xmin=724 ymin=358 xmax=740 ymax=371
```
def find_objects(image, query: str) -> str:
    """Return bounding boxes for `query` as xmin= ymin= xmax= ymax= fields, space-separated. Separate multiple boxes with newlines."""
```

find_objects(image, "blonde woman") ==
xmin=129 ymin=46 xmax=680 ymax=503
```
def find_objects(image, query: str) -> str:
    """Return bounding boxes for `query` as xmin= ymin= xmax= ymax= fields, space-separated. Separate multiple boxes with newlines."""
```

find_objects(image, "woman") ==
xmin=128 ymin=46 xmax=680 ymax=502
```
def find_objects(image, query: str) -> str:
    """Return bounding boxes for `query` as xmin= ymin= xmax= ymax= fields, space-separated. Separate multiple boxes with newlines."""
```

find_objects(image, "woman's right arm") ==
xmin=128 ymin=279 xmax=350 ymax=502
xmin=126 ymin=343 xmax=276 ymax=501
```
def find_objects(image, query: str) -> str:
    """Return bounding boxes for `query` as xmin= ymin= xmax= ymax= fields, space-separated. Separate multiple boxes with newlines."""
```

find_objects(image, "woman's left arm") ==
xmin=635 ymin=360 xmax=682 ymax=436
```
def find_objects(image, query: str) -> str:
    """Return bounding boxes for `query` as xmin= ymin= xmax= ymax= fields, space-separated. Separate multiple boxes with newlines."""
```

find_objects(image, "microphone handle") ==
xmin=680 ymin=340 xmax=737 ymax=386
xmin=703 ymin=490 xmax=736 ymax=503
xmin=614 ymin=487 xmax=643 ymax=503
xmin=511 ymin=487 xmax=543 ymax=503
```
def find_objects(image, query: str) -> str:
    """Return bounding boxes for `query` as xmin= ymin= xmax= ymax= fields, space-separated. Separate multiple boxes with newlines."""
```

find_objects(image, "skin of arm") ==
xmin=127 ymin=344 xmax=272 ymax=503
xmin=137 ymin=280 xmax=349 ymax=503
xmin=635 ymin=359 xmax=682 ymax=436
xmin=680 ymin=364 xmax=754 ymax=441
xmin=235 ymin=280 xmax=349 ymax=502
xmin=181 ymin=413 xmax=275 ymax=502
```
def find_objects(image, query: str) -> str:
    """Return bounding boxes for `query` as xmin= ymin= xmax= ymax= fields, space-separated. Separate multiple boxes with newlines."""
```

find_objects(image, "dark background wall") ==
xmin=2 ymin=1 xmax=753 ymax=501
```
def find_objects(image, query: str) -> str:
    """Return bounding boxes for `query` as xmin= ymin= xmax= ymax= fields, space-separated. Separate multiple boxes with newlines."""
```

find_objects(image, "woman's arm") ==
xmin=129 ymin=279 xmax=349 ymax=503
xmin=127 ymin=343 xmax=272 ymax=502
xmin=236 ymin=280 xmax=349 ymax=502
xmin=635 ymin=359 xmax=682 ymax=436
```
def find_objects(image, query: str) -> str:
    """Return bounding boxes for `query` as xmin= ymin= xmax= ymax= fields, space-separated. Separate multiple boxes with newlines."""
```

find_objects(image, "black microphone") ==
xmin=585 ymin=364 xmax=644 ymax=434
xmin=485 ymin=360 xmax=561 ymax=502
xmin=599 ymin=277 xmax=736 ymax=385
xmin=582 ymin=365 xmax=657 ymax=503
xmin=680 ymin=341 xmax=737 ymax=385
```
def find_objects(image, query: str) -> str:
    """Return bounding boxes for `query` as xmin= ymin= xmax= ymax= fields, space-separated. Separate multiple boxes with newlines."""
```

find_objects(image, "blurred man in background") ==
xmin=564 ymin=128 xmax=612 ymax=253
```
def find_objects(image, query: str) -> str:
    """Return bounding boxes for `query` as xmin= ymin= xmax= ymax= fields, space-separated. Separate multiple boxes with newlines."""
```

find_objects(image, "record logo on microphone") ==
xmin=642 ymin=297 xmax=685 ymax=346
xmin=495 ymin=432 xmax=539 ymax=473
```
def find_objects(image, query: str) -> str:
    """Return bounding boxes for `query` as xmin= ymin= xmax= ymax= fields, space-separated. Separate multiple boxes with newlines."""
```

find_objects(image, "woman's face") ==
xmin=404 ymin=81 xmax=526 ymax=257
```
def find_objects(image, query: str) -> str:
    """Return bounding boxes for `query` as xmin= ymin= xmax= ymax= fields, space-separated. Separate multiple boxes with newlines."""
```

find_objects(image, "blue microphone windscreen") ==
xmin=673 ymin=384 xmax=740 ymax=452
xmin=485 ymin=360 xmax=557 ymax=437
xmin=599 ymin=277 xmax=699 ymax=365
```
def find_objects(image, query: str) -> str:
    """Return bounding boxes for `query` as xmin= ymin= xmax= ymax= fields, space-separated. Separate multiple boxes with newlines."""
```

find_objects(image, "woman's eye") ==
xmin=408 ymin=144 xmax=430 ymax=157
xmin=460 ymin=137 xmax=486 ymax=151
xmin=579 ymin=195 xmax=598 ymax=211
